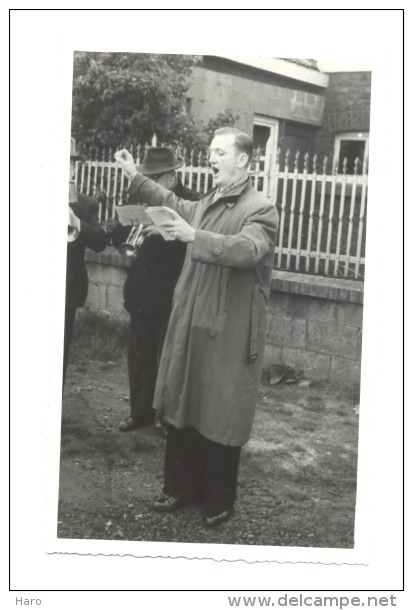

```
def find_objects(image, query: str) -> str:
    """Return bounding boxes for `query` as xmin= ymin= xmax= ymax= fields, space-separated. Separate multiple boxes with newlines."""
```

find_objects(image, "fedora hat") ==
xmin=136 ymin=147 xmax=184 ymax=175
xmin=70 ymin=137 xmax=86 ymax=162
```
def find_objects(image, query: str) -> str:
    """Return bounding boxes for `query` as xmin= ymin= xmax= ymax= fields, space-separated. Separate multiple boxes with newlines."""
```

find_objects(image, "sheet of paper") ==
xmin=114 ymin=204 xmax=153 ymax=226
xmin=145 ymin=206 xmax=176 ymax=226
xmin=144 ymin=207 xmax=176 ymax=240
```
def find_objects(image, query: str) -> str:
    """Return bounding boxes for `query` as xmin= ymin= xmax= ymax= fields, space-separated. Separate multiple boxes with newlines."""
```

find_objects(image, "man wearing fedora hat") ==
xmin=108 ymin=147 xmax=199 ymax=432
xmin=65 ymin=138 xmax=107 ymax=383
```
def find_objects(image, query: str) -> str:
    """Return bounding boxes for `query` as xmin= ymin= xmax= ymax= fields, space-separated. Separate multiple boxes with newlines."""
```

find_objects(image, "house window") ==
xmin=252 ymin=117 xmax=278 ymax=159
xmin=334 ymin=133 xmax=369 ymax=174
xmin=252 ymin=116 xmax=279 ymax=198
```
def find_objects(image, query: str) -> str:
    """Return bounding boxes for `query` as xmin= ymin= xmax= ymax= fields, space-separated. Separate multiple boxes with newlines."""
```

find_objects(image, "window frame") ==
xmin=252 ymin=115 xmax=279 ymax=198
xmin=333 ymin=132 xmax=369 ymax=174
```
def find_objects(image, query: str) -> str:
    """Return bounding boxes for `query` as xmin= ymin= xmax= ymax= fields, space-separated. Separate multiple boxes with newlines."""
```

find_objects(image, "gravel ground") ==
xmin=58 ymin=352 xmax=359 ymax=549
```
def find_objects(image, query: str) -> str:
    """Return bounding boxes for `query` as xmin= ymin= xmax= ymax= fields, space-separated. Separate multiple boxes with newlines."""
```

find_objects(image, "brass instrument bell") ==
xmin=119 ymin=223 xmax=145 ymax=258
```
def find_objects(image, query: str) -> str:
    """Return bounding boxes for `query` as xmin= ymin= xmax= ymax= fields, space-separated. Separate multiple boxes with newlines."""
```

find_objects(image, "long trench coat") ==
xmin=128 ymin=174 xmax=279 ymax=446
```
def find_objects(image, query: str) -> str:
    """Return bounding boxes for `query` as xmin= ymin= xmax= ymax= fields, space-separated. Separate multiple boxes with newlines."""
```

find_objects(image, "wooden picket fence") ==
xmin=74 ymin=143 xmax=368 ymax=280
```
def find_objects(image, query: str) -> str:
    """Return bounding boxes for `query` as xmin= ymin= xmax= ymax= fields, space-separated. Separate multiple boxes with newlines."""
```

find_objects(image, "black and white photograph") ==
xmin=59 ymin=51 xmax=368 ymax=551
xmin=10 ymin=7 xmax=405 ymax=598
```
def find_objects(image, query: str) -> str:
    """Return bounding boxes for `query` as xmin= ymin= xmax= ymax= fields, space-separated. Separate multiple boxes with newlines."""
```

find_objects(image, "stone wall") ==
xmin=84 ymin=250 xmax=363 ymax=385
xmin=265 ymin=271 xmax=363 ymax=385
xmin=186 ymin=61 xmax=325 ymax=134
xmin=186 ymin=62 xmax=370 ymax=174
xmin=85 ymin=248 xmax=130 ymax=321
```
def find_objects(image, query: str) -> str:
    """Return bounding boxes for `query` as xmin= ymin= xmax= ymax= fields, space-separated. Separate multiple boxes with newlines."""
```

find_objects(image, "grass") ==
xmin=70 ymin=309 xmax=129 ymax=363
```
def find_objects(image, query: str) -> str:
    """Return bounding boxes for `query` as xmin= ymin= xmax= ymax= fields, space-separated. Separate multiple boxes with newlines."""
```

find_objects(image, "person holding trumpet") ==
xmin=114 ymin=128 xmax=278 ymax=528
xmin=106 ymin=147 xmax=199 ymax=433
xmin=64 ymin=138 xmax=107 ymax=383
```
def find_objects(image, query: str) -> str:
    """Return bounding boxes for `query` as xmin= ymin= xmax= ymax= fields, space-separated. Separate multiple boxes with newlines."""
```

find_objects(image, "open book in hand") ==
xmin=145 ymin=207 xmax=177 ymax=241
xmin=145 ymin=206 xmax=176 ymax=225
xmin=114 ymin=205 xmax=176 ymax=241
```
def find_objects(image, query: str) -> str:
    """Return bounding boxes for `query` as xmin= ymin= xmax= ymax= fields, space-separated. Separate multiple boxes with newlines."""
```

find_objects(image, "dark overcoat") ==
xmin=128 ymin=174 xmax=279 ymax=447
xmin=66 ymin=193 xmax=107 ymax=309
xmin=112 ymin=179 xmax=199 ymax=320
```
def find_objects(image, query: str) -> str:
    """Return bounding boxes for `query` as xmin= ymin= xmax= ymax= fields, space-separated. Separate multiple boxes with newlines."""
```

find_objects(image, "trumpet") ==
xmin=119 ymin=223 xmax=145 ymax=258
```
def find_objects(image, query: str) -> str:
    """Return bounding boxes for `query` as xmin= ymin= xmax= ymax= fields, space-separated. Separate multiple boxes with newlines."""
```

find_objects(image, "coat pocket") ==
xmin=248 ymin=270 xmax=267 ymax=363
xmin=217 ymin=268 xmax=230 ymax=317
xmin=206 ymin=268 xmax=231 ymax=338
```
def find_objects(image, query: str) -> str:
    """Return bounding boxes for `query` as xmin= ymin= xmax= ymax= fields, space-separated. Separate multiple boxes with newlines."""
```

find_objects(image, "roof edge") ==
xmin=218 ymin=56 xmax=329 ymax=88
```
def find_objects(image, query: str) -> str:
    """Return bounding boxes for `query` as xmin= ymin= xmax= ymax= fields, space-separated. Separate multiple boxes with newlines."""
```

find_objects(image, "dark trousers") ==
xmin=128 ymin=311 xmax=168 ymax=419
xmin=63 ymin=304 xmax=77 ymax=386
xmin=163 ymin=425 xmax=242 ymax=516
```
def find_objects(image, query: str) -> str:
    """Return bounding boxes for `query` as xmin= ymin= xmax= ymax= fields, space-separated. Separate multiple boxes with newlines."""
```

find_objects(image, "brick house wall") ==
xmin=187 ymin=60 xmax=371 ymax=165
xmin=186 ymin=56 xmax=326 ymax=136
xmin=314 ymin=71 xmax=372 ymax=163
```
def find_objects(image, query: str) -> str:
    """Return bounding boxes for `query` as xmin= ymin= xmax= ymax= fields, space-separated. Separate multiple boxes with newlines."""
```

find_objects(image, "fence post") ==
xmin=344 ymin=158 xmax=360 ymax=277
xmin=355 ymin=158 xmax=368 ymax=279
xmin=276 ymin=150 xmax=290 ymax=268
xmin=334 ymin=157 xmax=348 ymax=277
xmin=314 ymin=155 xmax=328 ymax=274
xmin=324 ymin=159 xmax=338 ymax=276
xmin=286 ymin=151 xmax=300 ymax=269
xmin=305 ymin=154 xmax=318 ymax=273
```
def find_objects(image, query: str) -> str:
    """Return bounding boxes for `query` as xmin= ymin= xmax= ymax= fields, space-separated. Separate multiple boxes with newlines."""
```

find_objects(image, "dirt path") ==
xmin=58 ymin=357 xmax=359 ymax=548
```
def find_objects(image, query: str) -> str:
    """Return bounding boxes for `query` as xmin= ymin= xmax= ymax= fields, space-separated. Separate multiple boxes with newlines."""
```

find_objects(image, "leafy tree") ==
xmin=72 ymin=52 xmax=241 ymax=163
xmin=176 ymin=108 xmax=241 ymax=166
xmin=202 ymin=108 xmax=240 ymax=144
xmin=71 ymin=52 xmax=201 ymax=150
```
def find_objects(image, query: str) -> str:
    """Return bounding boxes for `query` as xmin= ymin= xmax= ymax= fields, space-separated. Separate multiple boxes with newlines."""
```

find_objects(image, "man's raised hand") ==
xmin=114 ymin=149 xmax=138 ymax=181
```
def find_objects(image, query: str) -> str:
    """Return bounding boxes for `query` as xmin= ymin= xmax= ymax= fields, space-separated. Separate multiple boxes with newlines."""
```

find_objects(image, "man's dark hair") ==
xmin=214 ymin=127 xmax=253 ymax=164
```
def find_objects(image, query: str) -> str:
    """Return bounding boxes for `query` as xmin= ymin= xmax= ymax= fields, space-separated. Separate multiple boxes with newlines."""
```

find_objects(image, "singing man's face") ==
xmin=209 ymin=134 xmax=247 ymax=189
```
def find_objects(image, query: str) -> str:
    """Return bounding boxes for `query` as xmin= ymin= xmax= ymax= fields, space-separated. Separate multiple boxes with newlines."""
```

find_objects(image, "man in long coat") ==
xmin=115 ymin=128 xmax=279 ymax=527
xmin=107 ymin=148 xmax=199 ymax=432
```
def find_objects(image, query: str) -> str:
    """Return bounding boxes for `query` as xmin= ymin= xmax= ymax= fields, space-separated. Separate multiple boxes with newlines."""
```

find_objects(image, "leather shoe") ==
xmin=118 ymin=413 xmax=155 ymax=432
xmin=153 ymin=495 xmax=189 ymax=513
xmin=118 ymin=417 xmax=139 ymax=432
xmin=204 ymin=508 xmax=233 ymax=528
